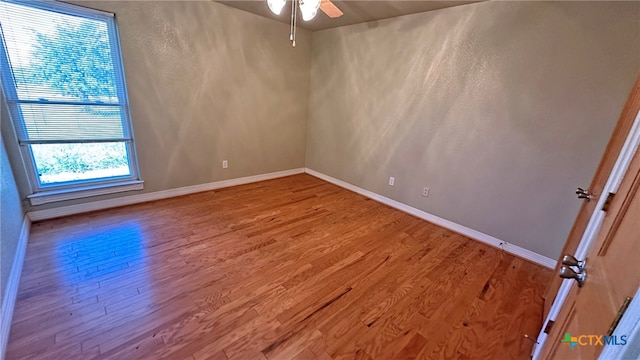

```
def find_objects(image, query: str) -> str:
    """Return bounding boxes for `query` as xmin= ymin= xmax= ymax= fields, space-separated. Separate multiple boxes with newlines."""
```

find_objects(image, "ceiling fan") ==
xmin=266 ymin=0 xmax=343 ymax=46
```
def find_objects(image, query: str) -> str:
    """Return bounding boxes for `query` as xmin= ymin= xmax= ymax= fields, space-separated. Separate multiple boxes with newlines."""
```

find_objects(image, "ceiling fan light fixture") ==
xmin=299 ymin=0 xmax=321 ymax=21
xmin=267 ymin=0 xmax=286 ymax=15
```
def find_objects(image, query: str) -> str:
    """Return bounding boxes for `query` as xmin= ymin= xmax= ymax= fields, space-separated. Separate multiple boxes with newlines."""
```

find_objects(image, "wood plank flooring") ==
xmin=6 ymin=174 xmax=552 ymax=359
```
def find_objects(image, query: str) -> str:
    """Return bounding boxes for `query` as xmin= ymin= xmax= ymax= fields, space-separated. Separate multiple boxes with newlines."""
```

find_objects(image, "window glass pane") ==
xmin=31 ymin=142 xmax=131 ymax=184
xmin=0 ymin=1 xmax=119 ymax=103
xmin=18 ymin=103 xmax=125 ymax=142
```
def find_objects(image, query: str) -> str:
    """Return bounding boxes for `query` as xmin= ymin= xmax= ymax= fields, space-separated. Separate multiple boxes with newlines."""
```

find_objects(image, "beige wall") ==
xmin=306 ymin=1 xmax=640 ymax=259
xmin=16 ymin=0 xmax=312 ymax=211
xmin=1 ymin=132 xmax=24 ymax=300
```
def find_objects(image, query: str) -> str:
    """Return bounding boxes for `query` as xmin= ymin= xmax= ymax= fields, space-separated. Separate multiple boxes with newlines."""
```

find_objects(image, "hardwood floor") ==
xmin=6 ymin=174 xmax=552 ymax=359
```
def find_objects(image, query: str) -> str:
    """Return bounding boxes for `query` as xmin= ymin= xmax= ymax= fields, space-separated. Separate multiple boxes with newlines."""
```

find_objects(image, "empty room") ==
xmin=1 ymin=0 xmax=639 ymax=359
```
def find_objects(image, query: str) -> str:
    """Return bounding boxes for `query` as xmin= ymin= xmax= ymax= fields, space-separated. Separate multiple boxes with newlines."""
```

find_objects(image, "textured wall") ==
xmin=1 ymin=131 xmax=24 ymax=300
xmin=3 ymin=0 xmax=639 ymax=261
xmin=306 ymin=1 xmax=640 ymax=259
xmin=23 ymin=0 xmax=311 ymax=211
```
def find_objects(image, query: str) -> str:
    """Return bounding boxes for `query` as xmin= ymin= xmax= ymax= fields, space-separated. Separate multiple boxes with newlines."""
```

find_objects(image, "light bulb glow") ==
xmin=299 ymin=0 xmax=320 ymax=21
xmin=267 ymin=0 xmax=286 ymax=15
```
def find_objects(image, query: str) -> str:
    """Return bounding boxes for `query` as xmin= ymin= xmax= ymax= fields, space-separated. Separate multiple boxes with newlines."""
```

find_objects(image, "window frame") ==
xmin=0 ymin=0 xmax=143 ymax=205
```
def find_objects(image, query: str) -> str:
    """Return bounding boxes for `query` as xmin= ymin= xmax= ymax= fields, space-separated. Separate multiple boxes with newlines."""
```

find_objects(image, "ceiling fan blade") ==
xmin=320 ymin=0 xmax=343 ymax=18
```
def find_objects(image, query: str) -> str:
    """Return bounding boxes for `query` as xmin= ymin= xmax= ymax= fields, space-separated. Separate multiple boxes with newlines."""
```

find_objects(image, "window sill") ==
xmin=28 ymin=180 xmax=144 ymax=206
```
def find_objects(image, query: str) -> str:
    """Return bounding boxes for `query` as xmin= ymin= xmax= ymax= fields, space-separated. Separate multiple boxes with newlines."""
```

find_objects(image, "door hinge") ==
xmin=601 ymin=192 xmax=615 ymax=212
xmin=608 ymin=296 xmax=632 ymax=336
xmin=543 ymin=320 xmax=555 ymax=334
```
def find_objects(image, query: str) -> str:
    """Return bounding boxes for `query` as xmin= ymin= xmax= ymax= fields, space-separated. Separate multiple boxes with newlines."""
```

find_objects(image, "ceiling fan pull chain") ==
xmin=292 ymin=0 xmax=297 ymax=47
xmin=290 ymin=0 xmax=294 ymax=42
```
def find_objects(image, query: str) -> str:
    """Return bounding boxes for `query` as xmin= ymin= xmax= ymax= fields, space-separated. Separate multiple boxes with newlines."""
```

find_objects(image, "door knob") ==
xmin=559 ymin=266 xmax=587 ymax=287
xmin=562 ymin=254 xmax=586 ymax=272
xmin=576 ymin=187 xmax=593 ymax=201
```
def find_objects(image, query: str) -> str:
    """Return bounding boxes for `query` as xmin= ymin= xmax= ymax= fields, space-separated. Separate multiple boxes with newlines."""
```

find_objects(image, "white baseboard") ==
xmin=28 ymin=168 xmax=305 ymax=222
xmin=304 ymin=168 xmax=556 ymax=269
xmin=24 ymin=166 xmax=554 ymax=265
xmin=1 ymin=217 xmax=30 ymax=360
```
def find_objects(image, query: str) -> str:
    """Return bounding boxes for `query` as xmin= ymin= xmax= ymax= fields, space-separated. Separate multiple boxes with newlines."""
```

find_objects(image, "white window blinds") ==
xmin=0 ymin=0 xmax=132 ymax=145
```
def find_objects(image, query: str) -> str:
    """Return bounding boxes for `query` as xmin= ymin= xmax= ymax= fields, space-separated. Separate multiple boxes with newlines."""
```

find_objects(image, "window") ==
xmin=0 ymin=0 xmax=142 ymax=205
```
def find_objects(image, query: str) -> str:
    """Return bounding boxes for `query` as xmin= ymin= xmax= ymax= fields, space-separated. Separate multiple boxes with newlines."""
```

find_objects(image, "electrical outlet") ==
xmin=388 ymin=177 xmax=395 ymax=186
xmin=222 ymin=160 xmax=228 ymax=169
xmin=422 ymin=187 xmax=430 ymax=197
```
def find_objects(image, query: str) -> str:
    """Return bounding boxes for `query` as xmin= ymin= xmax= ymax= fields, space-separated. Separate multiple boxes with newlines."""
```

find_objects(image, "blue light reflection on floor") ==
xmin=55 ymin=222 xmax=146 ymax=285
